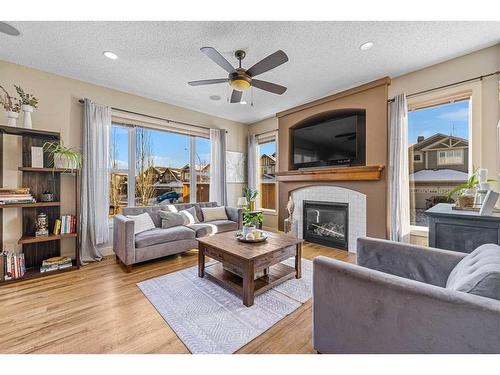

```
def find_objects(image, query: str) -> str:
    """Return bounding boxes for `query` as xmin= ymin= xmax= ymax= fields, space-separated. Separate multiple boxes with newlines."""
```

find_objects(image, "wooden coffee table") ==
xmin=197 ymin=231 xmax=303 ymax=307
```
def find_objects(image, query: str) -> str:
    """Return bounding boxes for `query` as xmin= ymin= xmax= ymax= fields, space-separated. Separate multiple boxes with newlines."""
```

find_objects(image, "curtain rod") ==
xmin=254 ymin=129 xmax=277 ymax=137
xmin=78 ymin=99 xmax=227 ymax=133
xmin=388 ymin=70 xmax=500 ymax=102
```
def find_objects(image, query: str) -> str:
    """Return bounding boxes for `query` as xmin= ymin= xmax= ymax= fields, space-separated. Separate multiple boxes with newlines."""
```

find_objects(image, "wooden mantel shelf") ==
xmin=276 ymin=165 xmax=385 ymax=182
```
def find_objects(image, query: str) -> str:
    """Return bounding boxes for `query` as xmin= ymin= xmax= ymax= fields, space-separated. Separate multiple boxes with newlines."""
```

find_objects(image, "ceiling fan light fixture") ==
xmin=103 ymin=51 xmax=119 ymax=60
xmin=359 ymin=41 xmax=374 ymax=51
xmin=230 ymin=79 xmax=251 ymax=91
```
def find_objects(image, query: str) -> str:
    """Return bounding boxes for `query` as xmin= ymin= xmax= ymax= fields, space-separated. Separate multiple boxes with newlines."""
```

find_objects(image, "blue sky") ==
xmin=408 ymin=100 xmax=469 ymax=145
xmin=259 ymin=141 xmax=276 ymax=157
xmin=111 ymin=125 xmax=210 ymax=169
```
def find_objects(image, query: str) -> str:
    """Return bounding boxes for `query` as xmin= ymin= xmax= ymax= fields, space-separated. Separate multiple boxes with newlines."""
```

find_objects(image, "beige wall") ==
xmin=390 ymin=44 xmax=500 ymax=179
xmin=0 ymin=60 xmax=247 ymax=254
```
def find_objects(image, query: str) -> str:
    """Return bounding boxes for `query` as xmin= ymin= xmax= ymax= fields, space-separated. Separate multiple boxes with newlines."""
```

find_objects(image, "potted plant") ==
xmin=0 ymin=85 xmax=21 ymax=127
xmin=243 ymin=187 xmax=258 ymax=211
xmin=15 ymin=85 xmax=38 ymax=129
xmin=447 ymin=168 xmax=498 ymax=208
xmin=43 ymin=141 xmax=82 ymax=171
xmin=242 ymin=208 xmax=264 ymax=236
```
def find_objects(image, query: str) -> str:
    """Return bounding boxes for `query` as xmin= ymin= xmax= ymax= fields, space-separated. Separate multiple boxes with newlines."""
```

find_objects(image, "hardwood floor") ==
xmin=0 ymin=242 xmax=354 ymax=354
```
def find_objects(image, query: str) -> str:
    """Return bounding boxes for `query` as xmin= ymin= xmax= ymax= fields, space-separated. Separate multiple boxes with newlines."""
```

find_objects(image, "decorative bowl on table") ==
xmin=235 ymin=230 xmax=269 ymax=243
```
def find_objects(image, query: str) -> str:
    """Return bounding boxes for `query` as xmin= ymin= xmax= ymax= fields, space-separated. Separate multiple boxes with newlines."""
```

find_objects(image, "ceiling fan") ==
xmin=188 ymin=47 xmax=289 ymax=103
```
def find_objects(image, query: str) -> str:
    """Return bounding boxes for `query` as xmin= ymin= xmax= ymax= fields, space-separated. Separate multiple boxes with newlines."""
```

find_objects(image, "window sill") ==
xmin=410 ymin=225 xmax=429 ymax=238
xmin=260 ymin=209 xmax=278 ymax=216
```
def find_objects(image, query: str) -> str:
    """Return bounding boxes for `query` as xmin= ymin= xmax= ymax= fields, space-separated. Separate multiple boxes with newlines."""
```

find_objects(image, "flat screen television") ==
xmin=291 ymin=110 xmax=366 ymax=169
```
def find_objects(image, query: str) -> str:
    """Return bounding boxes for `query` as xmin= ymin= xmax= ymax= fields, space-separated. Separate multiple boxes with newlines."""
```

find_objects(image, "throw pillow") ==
xmin=179 ymin=206 xmax=199 ymax=225
xmin=159 ymin=210 xmax=187 ymax=228
xmin=201 ymin=206 xmax=228 ymax=222
xmin=446 ymin=243 xmax=500 ymax=300
xmin=126 ymin=212 xmax=156 ymax=235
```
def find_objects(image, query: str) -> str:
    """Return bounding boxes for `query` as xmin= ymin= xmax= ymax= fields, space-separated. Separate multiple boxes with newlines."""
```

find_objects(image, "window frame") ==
xmin=407 ymin=87 xmax=476 ymax=235
xmin=256 ymin=131 xmax=278 ymax=214
xmin=109 ymin=112 xmax=211 ymax=218
xmin=437 ymin=149 xmax=464 ymax=166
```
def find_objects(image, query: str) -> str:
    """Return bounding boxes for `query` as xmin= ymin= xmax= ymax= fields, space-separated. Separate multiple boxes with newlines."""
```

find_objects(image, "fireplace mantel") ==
xmin=276 ymin=165 xmax=385 ymax=182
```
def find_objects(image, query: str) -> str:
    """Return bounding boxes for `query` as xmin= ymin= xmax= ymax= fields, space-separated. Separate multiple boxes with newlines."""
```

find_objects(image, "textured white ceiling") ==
xmin=1 ymin=21 xmax=499 ymax=124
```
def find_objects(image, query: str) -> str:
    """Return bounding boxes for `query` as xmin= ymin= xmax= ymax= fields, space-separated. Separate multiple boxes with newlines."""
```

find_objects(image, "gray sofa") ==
xmin=313 ymin=237 xmax=500 ymax=353
xmin=113 ymin=202 xmax=242 ymax=271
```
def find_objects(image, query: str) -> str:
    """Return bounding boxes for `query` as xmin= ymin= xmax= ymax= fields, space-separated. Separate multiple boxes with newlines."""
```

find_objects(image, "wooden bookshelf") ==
xmin=18 ymin=233 xmax=77 ymax=244
xmin=18 ymin=167 xmax=78 ymax=173
xmin=0 ymin=124 xmax=80 ymax=285
xmin=0 ymin=201 xmax=61 ymax=208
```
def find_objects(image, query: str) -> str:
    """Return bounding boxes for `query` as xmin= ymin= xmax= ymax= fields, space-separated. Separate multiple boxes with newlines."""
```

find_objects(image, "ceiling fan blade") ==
xmin=200 ymin=47 xmax=235 ymax=74
xmin=188 ymin=78 xmax=228 ymax=86
xmin=246 ymin=50 xmax=288 ymax=77
xmin=230 ymin=90 xmax=243 ymax=103
xmin=251 ymin=79 xmax=287 ymax=95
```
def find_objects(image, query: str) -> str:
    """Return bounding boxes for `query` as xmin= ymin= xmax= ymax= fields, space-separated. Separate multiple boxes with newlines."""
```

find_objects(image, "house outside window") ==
xmin=257 ymin=134 xmax=278 ymax=211
xmin=408 ymin=99 xmax=470 ymax=228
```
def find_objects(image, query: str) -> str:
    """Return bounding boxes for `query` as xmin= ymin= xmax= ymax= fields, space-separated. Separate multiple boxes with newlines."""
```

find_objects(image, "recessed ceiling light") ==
xmin=103 ymin=51 xmax=118 ymax=60
xmin=209 ymin=95 xmax=221 ymax=101
xmin=359 ymin=41 xmax=374 ymax=51
xmin=0 ymin=22 xmax=20 ymax=36
xmin=239 ymin=101 xmax=247 ymax=105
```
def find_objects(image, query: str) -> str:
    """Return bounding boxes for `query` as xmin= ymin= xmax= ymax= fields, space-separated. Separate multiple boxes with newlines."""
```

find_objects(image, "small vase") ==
xmin=54 ymin=153 xmax=78 ymax=169
xmin=249 ymin=201 xmax=255 ymax=211
xmin=6 ymin=111 xmax=19 ymax=127
xmin=242 ymin=225 xmax=256 ymax=237
xmin=22 ymin=105 xmax=33 ymax=129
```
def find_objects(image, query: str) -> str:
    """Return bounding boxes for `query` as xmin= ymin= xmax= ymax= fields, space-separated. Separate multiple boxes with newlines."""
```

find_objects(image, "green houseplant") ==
xmin=0 ymin=85 xmax=21 ymax=127
xmin=242 ymin=208 xmax=264 ymax=236
xmin=43 ymin=141 xmax=82 ymax=171
xmin=15 ymin=85 xmax=38 ymax=129
xmin=447 ymin=167 xmax=498 ymax=208
xmin=243 ymin=187 xmax=258 ymax=211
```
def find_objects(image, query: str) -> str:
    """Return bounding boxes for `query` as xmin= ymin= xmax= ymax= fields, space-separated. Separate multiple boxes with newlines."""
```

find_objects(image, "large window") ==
xmin=257 ymin=137 xmax=277 ymax=211
xmin=109 ymin=122 xmax=210 ymax=216
xmin=408 ymin=99 xmax=470 ymax=227
xmin=110 ymin=125 xmax=130 ymax=216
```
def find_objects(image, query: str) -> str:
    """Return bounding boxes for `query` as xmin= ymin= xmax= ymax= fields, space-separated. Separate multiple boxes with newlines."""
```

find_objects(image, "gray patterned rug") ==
xmin=137 ymin=258 xmax=313 ymax=354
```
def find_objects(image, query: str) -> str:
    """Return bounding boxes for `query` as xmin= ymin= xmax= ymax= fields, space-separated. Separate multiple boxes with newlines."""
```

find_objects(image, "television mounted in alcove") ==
xmin=290 ymin=109 xmax=366 ymax=169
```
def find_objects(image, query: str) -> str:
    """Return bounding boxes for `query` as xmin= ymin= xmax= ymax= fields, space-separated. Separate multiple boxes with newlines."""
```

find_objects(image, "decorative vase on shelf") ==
xmin=6 ymin=111 xmax=19 ymax=127
xmin=22 ymin=104 xmax=33 ymax=129
xmin=249 ymin=201 xmax=256 ymax=211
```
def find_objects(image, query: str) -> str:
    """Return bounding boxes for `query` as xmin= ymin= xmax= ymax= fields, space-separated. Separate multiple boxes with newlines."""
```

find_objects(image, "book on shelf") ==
xmin=53 ymin=219 xmax=61 ymax=235
xmin=40 ymin=256 xmax=73 ymax=273
xmin=0 ymin=187 xmax=35 ymax=205
xmin=0 ymin=252 xmax=26 ymax=281
xmin=60 ymin=215 xmax=77 ymax=234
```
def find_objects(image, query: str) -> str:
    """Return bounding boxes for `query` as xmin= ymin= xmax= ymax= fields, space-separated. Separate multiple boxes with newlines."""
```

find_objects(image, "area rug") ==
xmin=137 ymin=258 xmax=313 ymax=354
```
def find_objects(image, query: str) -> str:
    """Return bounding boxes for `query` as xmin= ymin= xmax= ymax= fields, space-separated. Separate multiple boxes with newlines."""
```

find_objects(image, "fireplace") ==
xmin=303 ymin=200 xmax=349 ymax=250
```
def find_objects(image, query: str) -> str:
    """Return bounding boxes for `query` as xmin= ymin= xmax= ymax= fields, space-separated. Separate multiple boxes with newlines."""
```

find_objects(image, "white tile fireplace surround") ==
xmin=291 ymin=186 xmax=366 ymax=253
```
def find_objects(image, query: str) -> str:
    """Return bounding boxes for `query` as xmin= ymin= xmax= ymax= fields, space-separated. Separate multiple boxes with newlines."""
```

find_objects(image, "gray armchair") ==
xmin=313 ymin=237 xmax=500 ymax=353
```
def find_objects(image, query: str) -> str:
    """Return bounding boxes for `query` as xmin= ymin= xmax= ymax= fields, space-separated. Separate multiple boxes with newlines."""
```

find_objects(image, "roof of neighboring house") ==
xmin=410 ymin=133 xmax=468 ymax=152
xmin=409 ymin=169 xmax=469 ymax=182
xmin=260 ymin=153 xmax=276 ymax=162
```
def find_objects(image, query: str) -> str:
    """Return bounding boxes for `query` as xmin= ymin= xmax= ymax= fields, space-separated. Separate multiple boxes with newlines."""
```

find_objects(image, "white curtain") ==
xmin=80 ymin=99 xmax=111 ymax=263
xmin=209 ymin=128 xmax=227 ymax=205
xmin=389 ymin=94 xmax=411 ymax=242
xmin=247 ymin=134 xmax=257 ymax=190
